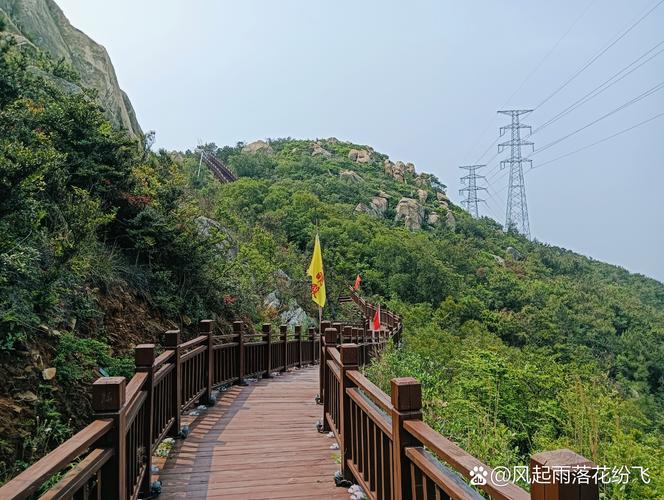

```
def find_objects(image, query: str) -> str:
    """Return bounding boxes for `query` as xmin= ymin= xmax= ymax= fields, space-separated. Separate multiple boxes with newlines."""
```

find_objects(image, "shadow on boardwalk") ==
xmin=159 ymin=366 xmax=346 ymax=499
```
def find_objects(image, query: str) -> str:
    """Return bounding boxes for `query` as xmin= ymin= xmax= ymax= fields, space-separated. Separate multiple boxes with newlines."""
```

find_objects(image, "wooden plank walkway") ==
xmin=158 ymin=366 xmax=346 ymax=499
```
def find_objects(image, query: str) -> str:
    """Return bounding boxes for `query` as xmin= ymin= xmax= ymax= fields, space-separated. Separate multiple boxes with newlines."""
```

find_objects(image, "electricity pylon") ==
xmin=459 ymin=164 xmax=487 ymax=218
xmin=498 ymin=109 xmax=534 ymax=239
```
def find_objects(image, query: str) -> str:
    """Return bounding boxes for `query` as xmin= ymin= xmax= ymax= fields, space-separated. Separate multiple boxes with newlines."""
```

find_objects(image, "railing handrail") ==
xmin=0 ymin=318 xmax=321 ymax=499
xmin=321 ymin=293 xmax=598 ymax=500
xmin=0 ymin=419 xmax=113 ymax=499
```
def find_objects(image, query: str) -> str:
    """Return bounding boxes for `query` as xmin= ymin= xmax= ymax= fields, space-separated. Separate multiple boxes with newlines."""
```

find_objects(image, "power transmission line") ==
xmin=531 ymin=79 xmax=664 ymax=157
xmin=459 ymin=165 xmax=488 ymax=218
xmin=531 ymin=110 xmax=664 ymax=170
xmin=532 ymin=39 xmax=664 ymax=135
xmin=535 ymin=0 xmax=664 ymax=110
xmin=498 ymin=110 xmax=534 ymax=239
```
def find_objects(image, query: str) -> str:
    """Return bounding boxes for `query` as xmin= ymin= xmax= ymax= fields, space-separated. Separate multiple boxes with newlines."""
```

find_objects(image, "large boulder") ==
xmin=445 ymin=211 xmax=456 ymax=231
xmin=348 ymin=149 xmax=371 ymax=163
xmin=395 ymin=198 xmax=424 ymax=231
xmin=280 ymin=305 xmax=309 ymax=329
xmin=405 ymin=162 xmax=416 ymax=175
xmin=417 ymin=189 xmax=428 ymax=204
xmin=414 ymin=174 xmax=431 ymax=187
xmin=436 ymin=191 xmax=450 ymax=203
xmin=340 ymin=169 xmax=364 ymax=183
xmin=264 ymin=291 xmax=281 ymax=310
xmin=312 ymin=142 xmax=331 ymax=157
xmin=370 ymin=195 xmax=388 ymax=216
xmin=427 ymin=212 xmax=441 ymax=226
xmin=242 ymin=140 xmax=274 ymax=155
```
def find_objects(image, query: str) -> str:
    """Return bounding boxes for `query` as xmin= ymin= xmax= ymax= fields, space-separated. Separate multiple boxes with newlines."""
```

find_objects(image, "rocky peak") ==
xmin=0 ymin=0 xmax=142 ymax=136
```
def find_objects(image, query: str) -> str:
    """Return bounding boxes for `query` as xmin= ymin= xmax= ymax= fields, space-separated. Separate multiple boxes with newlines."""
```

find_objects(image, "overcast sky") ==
xmin=58 ymin=0 xmax=664 ymax=283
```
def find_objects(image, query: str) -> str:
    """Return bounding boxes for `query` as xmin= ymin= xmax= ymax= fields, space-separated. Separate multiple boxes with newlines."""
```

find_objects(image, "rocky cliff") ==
xmin=0 ymin=0 xmax=141 ymax=136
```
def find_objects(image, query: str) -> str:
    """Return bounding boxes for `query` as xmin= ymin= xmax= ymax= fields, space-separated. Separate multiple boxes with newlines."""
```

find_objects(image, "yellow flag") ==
xmin=307 ymin=234 xmax=326 ymax=308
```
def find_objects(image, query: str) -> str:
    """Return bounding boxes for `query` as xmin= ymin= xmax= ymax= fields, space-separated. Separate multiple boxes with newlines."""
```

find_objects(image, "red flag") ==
xmin=372 ymin=304 xmax=381 ymax=332
xmin=353 ymin=274 xmax=362 ymax=291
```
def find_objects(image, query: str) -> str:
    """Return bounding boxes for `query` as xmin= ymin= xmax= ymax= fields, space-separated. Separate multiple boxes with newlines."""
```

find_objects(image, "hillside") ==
xmin=176 ymin=139 xmax=664 ymax=498
xmin=0 ymin=9 xmax=663 ymax=498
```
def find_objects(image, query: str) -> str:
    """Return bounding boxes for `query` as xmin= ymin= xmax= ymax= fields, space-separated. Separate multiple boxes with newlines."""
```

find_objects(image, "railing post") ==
xmin=339 ymin=344 xmax=358 ymax=480
xmin=322 ymin=327 xmax=338 ymax=432
xmin=281 ymin=324 xmax=288 ymax=372
xmin=200 ymin=319 xmax=215 ymax=405
xmin=343 ymin=325 xmax=352 ymax=344
xmin=263 ymin=323 xmax=273 ymax=378
xmin=234 ymin=321 xmax=245 ymax=384
xmin=391 ymin=377 xmax=422 ymax=500
xmin=333 ymin=322 xmax=342 ymax=342
xmin=92 ymin=376 xmax=127 ymax=500
xmin=164 ymin=329 xmax=181 ymax=437
xmin=309 ymin=326 xmax=316 ymax=364
xmin=530 ymin=449 xmax=599 ymax=500
xmin=319 ymin=320 xmax=331 ymax=400
xmin=296 ymin=325 xmax=303 ymax=368
xmin=135 ymin=344 xmax=155 ymax=497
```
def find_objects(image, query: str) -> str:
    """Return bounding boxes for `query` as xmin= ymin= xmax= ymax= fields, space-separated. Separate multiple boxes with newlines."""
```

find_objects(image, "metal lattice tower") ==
xmin=498 ymin=109 xmax=534 ymax=239
xmin=459 ymin=164 xmax=487 ymax=218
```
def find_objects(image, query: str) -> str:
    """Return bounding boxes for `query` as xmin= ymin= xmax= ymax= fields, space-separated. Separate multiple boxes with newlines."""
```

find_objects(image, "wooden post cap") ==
xmin=295 ymin=325 xmax=302 ymax=337
xmin=530 ymin=449 xmax=598 ymax=499
xmin=332 ymin=322 xmax=342 ymax=333
xmin=324 ymin=327 xmax=338 ymax=344
xmin=308 ymin=326 xmax=315 ymax=339
xmin=340 ymin=344 xmax=359 ymax=366
xmin=531 ymin=449 xmax=596 ymax=468
xmin=163 ymin=329 xmax=180 ymax=347
xmin=391 ymin=377 xmax=422 ymax=412
xmin=199 ymin=319 xmax=214 ymax=333
xmin=92 ymin=377 xmax=126 ymax=412
xmin=135 ymin=344 xmax=155 ymax=367
xmin=320 ymin=320 xmax=331 ymax=333
xmin=232 ymin=321 xmax=243 ymax=331
xmin=262 ymin=323 xmax=271 ymax=333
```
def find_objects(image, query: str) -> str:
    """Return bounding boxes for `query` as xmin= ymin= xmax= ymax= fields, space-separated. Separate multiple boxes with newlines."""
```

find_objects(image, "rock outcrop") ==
xmin=242 ymin=140 xmax=274 ymax=155
xmin=417 ymin=189 xmax=428 ymax=204
xmin=340 ymin=169 xmax=363 ymax=183
xmin=395 ymin=197 xmax=424 ymax=231
xmin=194 ymin=216 xmax=238 ymax=259
xmin=312 ymin=142 xmax=331 ymax=157
xmin=348 ymin=148 xmax=371 ymax=163
xmin=0 ymin=0 xmax=142 ymax=136
xmin=446 ymin=211 xmax=456 ymax=231
xmin=427 ymin=212 xmax=441 ymax=226
xmin=370 ymin=195 xmax=388 ymax=216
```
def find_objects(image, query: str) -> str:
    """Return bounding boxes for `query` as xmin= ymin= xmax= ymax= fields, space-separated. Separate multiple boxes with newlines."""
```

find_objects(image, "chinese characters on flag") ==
xmin=306 ymin=234 xmax=326 ymax=308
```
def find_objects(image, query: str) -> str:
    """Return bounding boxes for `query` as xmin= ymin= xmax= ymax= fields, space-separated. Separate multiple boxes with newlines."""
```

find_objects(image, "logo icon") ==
xmin=470 ymin=465 xmax=488 ymax=486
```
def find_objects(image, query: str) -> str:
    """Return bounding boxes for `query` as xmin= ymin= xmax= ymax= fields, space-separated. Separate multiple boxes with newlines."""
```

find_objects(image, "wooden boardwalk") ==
xmin=158 ymin=366 xmax=346 ymax=499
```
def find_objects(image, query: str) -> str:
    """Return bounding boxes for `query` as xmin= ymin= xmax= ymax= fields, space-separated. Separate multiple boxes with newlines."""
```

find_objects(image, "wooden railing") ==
xmin=321 ymin=309 xmax=600 ymax=500
xmin=0 ymin=319 xmax=320 ymax=500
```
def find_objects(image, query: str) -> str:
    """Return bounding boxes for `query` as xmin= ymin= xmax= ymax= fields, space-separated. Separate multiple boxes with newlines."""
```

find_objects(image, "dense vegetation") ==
xmin=1 ymin=29 xmax=662 ymax=499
